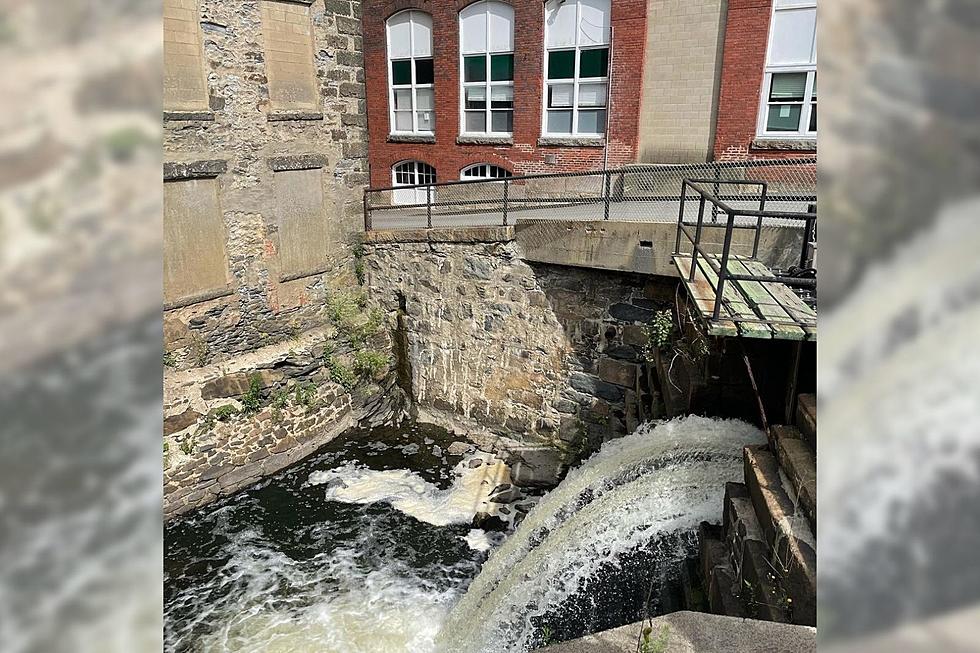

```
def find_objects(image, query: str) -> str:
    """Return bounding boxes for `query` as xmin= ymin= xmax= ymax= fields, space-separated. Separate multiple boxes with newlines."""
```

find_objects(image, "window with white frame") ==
xmin=460 ymin=1 xmax=515 ymax=135
xmin=461 ymin=163 xmax=512 ymax=180
xmin=758 ymin=0 xmax=816 ymax=137
xmin=391 ymin=160 xmax=436 ymax=205
xmin=543 ymin=0 xmax=610 ymax=137
xmin=386 ymin=11 xmax=434 ymax=134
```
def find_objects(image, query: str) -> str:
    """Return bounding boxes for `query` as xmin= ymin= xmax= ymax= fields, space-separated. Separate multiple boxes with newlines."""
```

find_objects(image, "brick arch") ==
xmin=459 ymin=160 xmax=514 ymax=176
xmin=384 ymin=4 xmax=432 ymax=22
xmin=453 ymin=0 xmax=514 ymax=12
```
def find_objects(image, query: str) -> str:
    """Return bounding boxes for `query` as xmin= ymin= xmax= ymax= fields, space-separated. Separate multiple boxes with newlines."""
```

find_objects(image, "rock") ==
xmin=609 ymin=302 xmax=655 ymax=323
xmin=164 ymin=407 xmax=202 ymax=436
xmin=605 ymin=344 xmax=643 ymax=363
xmin=463 ymin=257 xmax=492 ymax=280
xmin=509 ymin=446 xmax=566 ymax=488
xmin=473 ymin=513 xmax=508 ymax=531
xmin=622 ymin=324 xmax=648 ymax=346
xmin=597 ymin=358 xmax=637 ymax=388
xmin=468 ymin=458 xmax=484 ymax=468
xmin=447 ymin=441 xmax=476 ymax=456
xmin=528 ymin=290 xmax=549 ymax=307
xmin=201 ymin=370 xmax=282 ymax=399
xmin=569 ymin=371 xmax=624 ymax=402
xmin=489 ymin=484 xmax=521 ymax=503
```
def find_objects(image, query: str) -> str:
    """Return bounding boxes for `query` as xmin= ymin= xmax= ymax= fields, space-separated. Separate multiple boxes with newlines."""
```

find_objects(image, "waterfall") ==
xmin=436 ymin=415 xmax=765 ymax=653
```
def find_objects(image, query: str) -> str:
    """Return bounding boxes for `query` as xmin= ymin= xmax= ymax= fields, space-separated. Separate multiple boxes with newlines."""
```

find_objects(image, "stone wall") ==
xmin=364 ymin=228 xmax=676 ymax=463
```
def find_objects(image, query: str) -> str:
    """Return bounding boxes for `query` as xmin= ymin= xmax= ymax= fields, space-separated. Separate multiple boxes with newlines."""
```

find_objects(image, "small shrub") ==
xmin=353 ymin=349 xmax=390 ymax=378
xmin=163 ymin=351 xmax=177 ymax=369
xmin=239 ymin=374 xmax=263 ymax=414
xmin=189 ymin=333 xmax=210 ymax=367
xmin=354 ymin=259 xmax=365 ymax=286
xmin=179 ymin=436 xmax=194 ymax=455
xmin=213 ymin=405 xmax=238 ymax=421
xmin=271 ymin=389 xmax=290 ymax=423
xmin=647 ymin=309 xmax=674 ymax=352
xmin=293 ymin=382 xmax=318 ymax=410
xmin=326 ymin=357 xmax=358 ymax=391
xmin=640 ymin=625 xmax=670 ymax=653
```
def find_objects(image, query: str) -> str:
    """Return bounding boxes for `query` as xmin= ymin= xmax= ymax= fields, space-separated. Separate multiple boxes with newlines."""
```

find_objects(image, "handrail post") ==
xmin=711 ymin=164 xmax=720 ymax=223
xmin=603 ymin=170 xmax=611 ymax=220
xmin=674 ymin=180 xmax=687 ymax=254
xmin=426 ymin=185 xmax=432 ymax=229
xmin=502 ymin=178 xmax=509 ymax=226
xmin=800 ymin=203 xmax=816 ymax=268
xmin=714 ymin=210 xmax=736 ymax=320
xmin=363 ymin=190 xmax=371 ymax=232
xmin=690 ymin=195 xmax=706 ymax=281
xmin=751 ymin=182 xmax=768 ymax=259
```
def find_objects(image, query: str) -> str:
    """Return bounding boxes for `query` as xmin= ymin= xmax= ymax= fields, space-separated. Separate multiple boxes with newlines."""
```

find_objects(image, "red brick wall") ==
xmin=363 ymin=0 xmax=647 ymax=186
xmin=713 ymin=0 xmax=815 ymax=161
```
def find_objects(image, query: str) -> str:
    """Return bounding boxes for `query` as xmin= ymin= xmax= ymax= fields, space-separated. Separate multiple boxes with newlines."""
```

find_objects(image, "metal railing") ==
xmin=364 ymin=158 xmax=816 ymax=231
xmin=674 ymin=177 xmax=817 ymax=324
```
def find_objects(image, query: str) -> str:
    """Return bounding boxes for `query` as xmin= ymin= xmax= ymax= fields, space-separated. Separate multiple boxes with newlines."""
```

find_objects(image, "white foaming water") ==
xmin=307 ymin=453 xmax=510 ymax=527
xmin=435 ymin=415 xmax=765 ymax=653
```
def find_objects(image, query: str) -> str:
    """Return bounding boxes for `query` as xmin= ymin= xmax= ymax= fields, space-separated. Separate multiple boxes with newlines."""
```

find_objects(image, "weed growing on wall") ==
xmin=239 ymin=374 xmax=264 ymax=414
xmin=163 ymin=351 xmax=178 ymax=369
xmin=353 ymin=350 xmax=390 ymax=378
xmin=188 ymin=332 xmax=210 ymax=367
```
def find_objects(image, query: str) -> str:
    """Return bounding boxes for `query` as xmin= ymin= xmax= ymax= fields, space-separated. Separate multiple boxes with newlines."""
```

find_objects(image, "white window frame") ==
xmin=756 ymin=0 xmax=817 ymax=139
xmin=459 ymin=1 xmax=515 ymax=137
xmin=541 ymin=0 xmax=611 ymax=138
xmin=460 ymin=163 xmax=512 ymax=180
xmin=386 ymin=10 xmax=435 ymax=136
xmin=391 ymin=160 xmax=436 ymax=205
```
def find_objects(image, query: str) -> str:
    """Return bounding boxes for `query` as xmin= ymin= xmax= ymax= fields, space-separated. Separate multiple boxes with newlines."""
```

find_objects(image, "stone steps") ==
xmin=743 ymin=445 xmax=816 ymax=626
xmin=795 ymin=393 xmax=816 ymax=450
xmin=770 ymin=425 xmax=816 ymax=535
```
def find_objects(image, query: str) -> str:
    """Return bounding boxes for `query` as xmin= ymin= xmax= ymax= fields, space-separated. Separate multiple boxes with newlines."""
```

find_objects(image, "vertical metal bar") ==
xmin=711 ymin=164 xmax=720 ymax=223
xmin=689 ymin=195 xmax=706 ymax=281
xmin=784 ymin=340 xmax=803 ymax=425
xmin=800 ymin=203 xmax=816 ymax=268
xmin=713 ymin=210 xmax=736 ymax=320
xmin=502 ymin=178 xmax=509 ymax=226
xmin=740 ymin=341 xmax=769 ymax=434
xmin=674 ymin=180 xmax=687 ymax=254
xmin=752 ymin=182 xmax=768 ymax=259
xmin=363 ymin=191 xmax=371 ymax=232
xmin=603 ymin=171 xmax=612 ymax=220
xmin=426 ymin=185 xmax=432 ymax=229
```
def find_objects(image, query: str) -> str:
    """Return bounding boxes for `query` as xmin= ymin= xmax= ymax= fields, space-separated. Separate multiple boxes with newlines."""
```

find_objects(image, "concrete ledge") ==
xmin=364 ymin=225 xmax=515 ymax=244
xmin=457 ymin=135 xmax=514 ymax=146
xmin=267 ymin=110 xmax=324 ymax=122
xmin=535 ymin=611 xmax=815 ymax=653
xmin=537 ymin=136 xmax=605 ymax=148
xmin=163 ymin=110 xmax=215 ymax=122
xmin=267 ymin=153 xmax=327 ymax=171
xmin=751 ymin=138 xmax=816 ymax=152
xmin=388 ymin=133 xmax=436 ymax=144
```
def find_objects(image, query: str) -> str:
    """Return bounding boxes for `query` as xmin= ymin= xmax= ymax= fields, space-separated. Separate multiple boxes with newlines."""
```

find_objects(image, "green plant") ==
xmin=646 ymin=309 xmax=674 ymax=352
xmin=293 ymin=382 xmax=318 ymax=411
xmin=213 ymin=404 xmax=238 ymax=421
xmin=353 ymin=349 xmax=390 ymax=378
xmin=540 ymin=625 xmax=555 ymax=647
xmin=239 ymin=374 xmax=264 ymax=414
xmin=326 ymin=356 xmax=358 ymax=391
xmin=270 ymin=389 xmax=290 ymax=422
xmin=189 ymin=333 xmax=210 ymax=367
xmin=163 ymin=351 xmax=178 ymax=369
xmin=354 ymin=259 xmax=365 ymax=286
xmin=326 ymin=291 xmax=365 ymax=325
xmin=640 ymin=624 xmax=670 ymax=653
xmin=103 ymin=126 xmax=155 ymax=162
xmin=179 ymin=436 xmax=195 ymax=455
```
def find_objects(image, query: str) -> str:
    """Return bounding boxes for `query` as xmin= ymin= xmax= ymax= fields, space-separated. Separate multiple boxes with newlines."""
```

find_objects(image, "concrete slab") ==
xmin=533 ymin=610 xmax=815 ymax=653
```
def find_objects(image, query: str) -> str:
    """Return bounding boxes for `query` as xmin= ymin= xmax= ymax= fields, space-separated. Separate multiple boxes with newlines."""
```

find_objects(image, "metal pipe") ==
xmin=690 ymin=196 xmax=706 ymax=281
xmin=713 ymin=210 xmax=736 ymax=320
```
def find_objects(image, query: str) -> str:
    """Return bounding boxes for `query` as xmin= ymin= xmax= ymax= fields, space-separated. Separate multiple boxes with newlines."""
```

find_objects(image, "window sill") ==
xmin=537 ymin=136 xmax=605 ymax=148
xmin=267 ymin=110 xmax=324 ymax=122
xmin=164 ymin=286 xmax=234 ymax=311
xmin=751 ymin=137 xmax=816 ymax=152
xmin=388 ymin=133 xmax=436 ymax=144
xmin=457 ymin=135 xmax=513 ymax=146
xmin=164 ymin=110 xmax=215 ymax=122
xmin=163 ymin=159 xmax=228 ymax=181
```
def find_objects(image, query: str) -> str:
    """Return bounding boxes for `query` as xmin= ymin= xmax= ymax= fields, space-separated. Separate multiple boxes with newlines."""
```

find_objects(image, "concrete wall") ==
xmin=515 ymin=220 xmax=805 ymax=276
xmin=164 ymin=0 xmax=210 ymax=111
xmin=637 ymin=0 xmax=728 ymax=163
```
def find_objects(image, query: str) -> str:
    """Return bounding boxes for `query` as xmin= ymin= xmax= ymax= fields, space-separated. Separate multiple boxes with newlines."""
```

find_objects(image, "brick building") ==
xmin=362 ymin=0 xmax=648 ymax=188
xmin=713 ymin=0 xmax=817 ymax=160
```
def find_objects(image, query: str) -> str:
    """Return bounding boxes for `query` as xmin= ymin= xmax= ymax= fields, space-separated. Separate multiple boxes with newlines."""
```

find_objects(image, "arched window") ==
xmin=460 ymin=1 xmax=514 ymax=135
xmin=461 ymin=163 xmax=512 ymax=180
xmin=392 ymin=160 xmax=436 ymax=204
xmin=543 ymin=0 xmax=610 ymax=136
xmin=386 ymin=11 xmax=434 ymax=134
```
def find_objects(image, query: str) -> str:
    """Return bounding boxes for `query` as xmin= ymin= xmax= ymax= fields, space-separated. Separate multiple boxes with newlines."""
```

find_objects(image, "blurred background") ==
xmin=0 ymin=0 xmax=977 ymax=651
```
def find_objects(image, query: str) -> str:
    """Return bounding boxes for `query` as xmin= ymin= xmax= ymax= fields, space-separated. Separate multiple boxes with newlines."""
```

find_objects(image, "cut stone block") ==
xmin=795 ymin=393 xmax=816 ymax=449
xmin=772 ymin=426 xmax=817 ymax=536
xmin=707 ymin=564 xmax=749 ymax=619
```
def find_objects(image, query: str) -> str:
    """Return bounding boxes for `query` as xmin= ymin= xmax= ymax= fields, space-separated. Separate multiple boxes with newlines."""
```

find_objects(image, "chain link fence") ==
xmin=364 ymin=158 xmax=816 ymax=230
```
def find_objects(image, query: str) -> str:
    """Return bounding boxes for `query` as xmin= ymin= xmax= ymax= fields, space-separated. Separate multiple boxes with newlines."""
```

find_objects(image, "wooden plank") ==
xmin=673 ymin=256 xmax=738 ymax=337
xmin=740 ymin=260 xmax=817 ymax=339
xmin=722 ymin=258 xmax=807 ymax=340
xmin=694 ymin=256 xmax=773 ymax=339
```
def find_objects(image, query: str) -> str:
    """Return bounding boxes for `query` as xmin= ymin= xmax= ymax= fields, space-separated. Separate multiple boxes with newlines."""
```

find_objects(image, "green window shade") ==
xmin=391 ymin=60 xmax=412 ymax=85
xmin=579 ymin=48 xmax=608 ymax=78
xmin=464 ymin=56 xmax=486 ymax=82
xmin=769 ymin=72 xmax=806 ymax=101
xmin=415 ymin=58 xmax=434 ymax=85
xmin=490 ymin=54 xmax=514 ymax=81
xmin=547 ymin=50 xmax=575 ymax=79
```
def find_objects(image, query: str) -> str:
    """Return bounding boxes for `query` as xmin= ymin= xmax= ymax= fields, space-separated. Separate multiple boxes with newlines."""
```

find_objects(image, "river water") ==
xmin=164 ymin=416 xmax=762 ymax=652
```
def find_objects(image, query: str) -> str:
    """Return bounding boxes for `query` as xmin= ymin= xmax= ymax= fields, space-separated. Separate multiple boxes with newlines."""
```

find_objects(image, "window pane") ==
xmin=491 ymin=110 xmax=513 ymax=132
xmin=578 ymin=82 xmax=607 ymax=107
xmin=769 ymin=72 xmax=806 ymax=100
xmin=579 ymin=0 xmax=611 ymax=46
xmin=546 ymin=110 xmax=572 ymax=134
xmin=548 ymin=83 xmax=573 ymax=108
xmin=415 ymin=58 xmax=434 ymax=85
xmin=393 ymin=88 xmax=413 ymax=110
xmin=808 ymin=103 xmax=817 ymax=131
xmin=464 ymin=55 xmax=487 ymax=82
xmin=769 ymin=7 xmax=816 ymax=65
xmin=578 ymin=109 xmax=606 ymax=134
xmin=418 ymin=164 xmax=435 ymax=184
xmin=766 ymin=104 xmax=802 ymax=131
xmin=417 ymin=110 xmax=433 ymax=131
xmin=416 ymin=88 xmax=433 ymax=111
xmin=460 ymin=3 xmax=488 ymax=54
xmin=579 ymin=48 xmax=609 ymax=78
xmin=488 ymin=2 xmax=515 ymax=52
xmin=465 ymin=86 xmax=487 ymax=109
xmin=392 ymin=60 xmax=412 ymax=85
xmin=490 ymin=85 xmax=513 ymax=108
xmin=387 ymin=12 xmax=412 ymax=59
xmin=547 ymin=50 xmax=575 ymax=79
xmin=394 ymin=111 xmax=413 ymax=131
xmin=545 ymin=0 xmax=577 ymax=48
xmin=465 ymin=111 xmax=486 ymax=132
xmin=810 ymin=73 xmax=817 ymax=98
xmin=490 ymin=54 xmax=514 ymax=81
xmin=412 ymin=12 xmax=433 ymax=57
